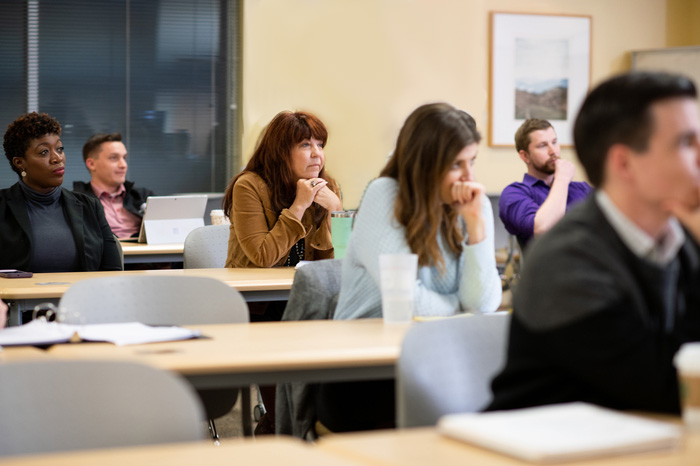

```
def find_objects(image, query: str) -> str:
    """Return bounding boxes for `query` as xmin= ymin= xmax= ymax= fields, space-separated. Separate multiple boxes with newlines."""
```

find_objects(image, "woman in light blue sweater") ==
xmin=318 ymin=103 xmax=502 ymax=433
xmin=335 ymin=102 xmax=502 ymax=320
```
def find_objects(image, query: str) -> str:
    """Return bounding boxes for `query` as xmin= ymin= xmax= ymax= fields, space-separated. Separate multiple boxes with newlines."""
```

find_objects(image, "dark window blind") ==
xmin=0 ymin=0 xmax=27 ymax=171
xmin=0 ymin=0 xmax=237 ymax=194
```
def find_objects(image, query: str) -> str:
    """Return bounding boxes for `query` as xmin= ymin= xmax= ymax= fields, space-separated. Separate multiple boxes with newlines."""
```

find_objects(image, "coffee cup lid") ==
xmin=331 ymin=211 xmax=356 ymax=217
xmin=674 ymin=342 xmax=700 ymax=374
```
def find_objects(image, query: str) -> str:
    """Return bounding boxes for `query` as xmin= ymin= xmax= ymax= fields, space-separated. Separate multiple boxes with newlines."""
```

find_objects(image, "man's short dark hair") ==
xmin=82 ymin=133 xmax=122 ymax=162
xmin=573 ymin=71 xmax=697 ymax=188
xmin=514 ymin=119 xmax=553 ymax=153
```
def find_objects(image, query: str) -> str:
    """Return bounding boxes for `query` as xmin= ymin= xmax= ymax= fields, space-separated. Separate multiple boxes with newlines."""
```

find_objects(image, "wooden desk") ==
xmin=45 ymin=319 xmax=410 ymax=387
xmin=42 ymin=319 xmax=409 ymax=437
xmin=0 ymin=437 xmax=363 ymax=466
xmin=318 ymin=427 xmax=700 ymax=466
xmin=0 ymin=346 xmax=48 ymax=363
xmin=120 ymin=242 xmax=184 ymax=264
xmin=1 ymin=267 xmax=295 ymax=325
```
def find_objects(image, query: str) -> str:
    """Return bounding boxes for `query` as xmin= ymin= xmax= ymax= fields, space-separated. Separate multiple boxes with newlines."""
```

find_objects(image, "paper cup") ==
xmin=379 ymin=254 xmax=417 ymax=324
xmin=210 ymin=209 xmax=229 ymax=225
xmin=674 ymin=342 xmax=700 ymax=432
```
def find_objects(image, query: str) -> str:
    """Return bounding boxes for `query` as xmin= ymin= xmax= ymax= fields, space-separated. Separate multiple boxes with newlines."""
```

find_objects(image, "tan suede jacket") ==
xmin=225 ymin=172 xmax=338 ymax=268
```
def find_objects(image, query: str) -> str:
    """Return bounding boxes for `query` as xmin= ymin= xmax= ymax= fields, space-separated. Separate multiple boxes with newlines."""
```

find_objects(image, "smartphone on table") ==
xmin=0 ymin=269 xmax=33 ymax=278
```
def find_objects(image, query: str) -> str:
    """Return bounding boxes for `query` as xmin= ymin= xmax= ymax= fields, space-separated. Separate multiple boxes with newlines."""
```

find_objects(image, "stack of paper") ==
xmin=0 ymin=320 xmax=200 ymax=347
xmin=437 ymin=402 xmax=682 ymax=463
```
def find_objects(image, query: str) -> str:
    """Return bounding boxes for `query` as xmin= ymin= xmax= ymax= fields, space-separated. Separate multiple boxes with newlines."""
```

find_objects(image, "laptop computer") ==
xmin=137 ymin=195 xmax=208 ymax=244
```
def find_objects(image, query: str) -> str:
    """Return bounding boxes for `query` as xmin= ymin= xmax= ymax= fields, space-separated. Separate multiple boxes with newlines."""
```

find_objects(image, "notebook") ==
xmin=0 ymin=320 xmax=201 ymax=347
xmin=137 ymin=195 xmax=207 ymax=244
xmin=437 ymin=402 xmax=682 ymax=463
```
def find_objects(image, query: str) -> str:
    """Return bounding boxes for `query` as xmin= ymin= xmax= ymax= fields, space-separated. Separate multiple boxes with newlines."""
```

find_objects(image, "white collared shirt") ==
xmin=595 ymin=191 xmax=684 ymax=266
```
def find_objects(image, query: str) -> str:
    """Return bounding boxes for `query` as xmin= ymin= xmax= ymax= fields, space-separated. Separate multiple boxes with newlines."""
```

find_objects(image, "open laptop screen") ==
xmin=137 ymin=195 xmax=207 ymax=244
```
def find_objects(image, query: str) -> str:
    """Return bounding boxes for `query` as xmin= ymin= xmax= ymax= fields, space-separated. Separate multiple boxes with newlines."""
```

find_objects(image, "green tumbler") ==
xmin=330 ymin=211 xmax=356 ymax=259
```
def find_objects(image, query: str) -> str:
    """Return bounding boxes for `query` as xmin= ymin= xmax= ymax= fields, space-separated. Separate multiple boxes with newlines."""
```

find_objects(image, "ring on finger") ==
xmin=311 ymin=180 xmax=318 ymax=187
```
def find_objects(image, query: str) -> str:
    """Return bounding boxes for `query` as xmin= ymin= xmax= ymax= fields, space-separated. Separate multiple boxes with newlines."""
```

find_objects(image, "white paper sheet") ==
xmin=438 ymin=402 xmax=682 ymax=463
xmin=0 ymin=321 xmax=200 ymax=347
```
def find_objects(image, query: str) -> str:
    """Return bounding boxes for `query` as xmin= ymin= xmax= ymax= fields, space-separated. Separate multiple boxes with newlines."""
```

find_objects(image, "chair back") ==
xmin=282 ymin=259 xmax=343 ymax=321
xmin=277 ymin=259 xmax=343 ymax=439
xmin=58 ymin=275 xmax=249 ymax=422
xmin=397 ymin=312 xmax=511 ymax=428
xmin=59 ymin=275 xmax=248 ymax=325
xmin=0 ymin=360 xmax=205 ymax=457
xmin=183 ymin=225 xmax=230 ymax=268
xmin=114 ymin=234 xmax=125 ymax=270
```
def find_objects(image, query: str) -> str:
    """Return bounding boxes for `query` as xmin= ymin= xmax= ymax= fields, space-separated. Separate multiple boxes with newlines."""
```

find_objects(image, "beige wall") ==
xmin=667 ymin=0 xmax=700 ymax=47
xmin=242 ymin=0 xmax=667 ymax=208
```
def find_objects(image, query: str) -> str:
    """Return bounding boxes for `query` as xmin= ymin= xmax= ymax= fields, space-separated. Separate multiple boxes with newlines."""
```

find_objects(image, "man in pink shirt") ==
xmin=73 ymin=133 xmax=154 ymax=239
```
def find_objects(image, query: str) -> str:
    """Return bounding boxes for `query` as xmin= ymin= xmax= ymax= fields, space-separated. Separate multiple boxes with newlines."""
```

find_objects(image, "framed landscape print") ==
xmin=489 ymin=12 xmax=591 ymax=147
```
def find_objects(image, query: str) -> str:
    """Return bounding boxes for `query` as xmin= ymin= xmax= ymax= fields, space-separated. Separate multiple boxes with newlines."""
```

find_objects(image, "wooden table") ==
xmin=44 ymin=319 xmax=410 ymax=387
xmin=120 ymin=242 xmax=184 ymax=264
xmin=0 ymin=346 xmax=48 ymax=364
xmin=0 ymin=267 xmax=295 ymax=326
xmin=318 ymin=426 xmax=700 ymax=466
xmin=5 ymin=319 xmax=410 ymax=437
xmin=0 ymin=437 xmax=363 ymax=466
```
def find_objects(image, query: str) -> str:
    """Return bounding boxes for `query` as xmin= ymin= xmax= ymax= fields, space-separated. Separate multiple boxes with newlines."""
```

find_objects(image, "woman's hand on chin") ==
xmin=313 ymin=185 xmax=342 ymax=212
xmin=289 ymin=178 xmax=327 ymax=221
xmin=451 ymin=181 xmax=486 ymax=244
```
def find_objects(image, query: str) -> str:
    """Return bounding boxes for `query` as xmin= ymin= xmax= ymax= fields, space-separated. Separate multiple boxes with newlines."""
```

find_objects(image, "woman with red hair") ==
xmin=223 ymin=110 xmax=342 ymax=434
xmin=223 ymin=110 xmax=342 ymax=270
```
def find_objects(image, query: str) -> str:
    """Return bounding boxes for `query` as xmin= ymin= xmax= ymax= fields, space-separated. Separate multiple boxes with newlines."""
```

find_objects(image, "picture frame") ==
xmin=489 ymin=12 xmax=591 ymax=147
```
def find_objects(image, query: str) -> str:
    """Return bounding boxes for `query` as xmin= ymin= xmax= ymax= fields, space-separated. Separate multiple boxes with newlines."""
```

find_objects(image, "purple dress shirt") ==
xmin=499 ymin=173 xmax=593 ymax=247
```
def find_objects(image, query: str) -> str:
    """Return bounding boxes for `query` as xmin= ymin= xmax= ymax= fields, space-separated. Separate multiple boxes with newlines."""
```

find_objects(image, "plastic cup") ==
xmin=331 ymin=211 xmax=355 ymax=259
xmin=674 ymin=342 xmax=700 ymax=432
xmin=210 ymin=209 xmax=229 ymax=225
xmin=379 ymin=253 xmax=417 ymax=324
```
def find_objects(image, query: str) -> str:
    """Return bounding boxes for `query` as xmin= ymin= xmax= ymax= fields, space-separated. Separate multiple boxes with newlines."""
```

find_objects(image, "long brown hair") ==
xmin=223 ymin=111 xmax=333 ymax=226
xmin=380 ymin=102 xmax=481 ymax=271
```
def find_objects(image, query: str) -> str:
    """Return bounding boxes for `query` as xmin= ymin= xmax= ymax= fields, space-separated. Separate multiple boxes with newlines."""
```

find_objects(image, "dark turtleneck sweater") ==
xmin=19 ymin=181 xmax=79 ymax=272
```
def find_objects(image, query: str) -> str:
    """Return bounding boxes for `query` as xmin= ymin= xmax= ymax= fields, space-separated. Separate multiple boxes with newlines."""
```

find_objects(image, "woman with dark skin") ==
xmin=1 ymin=112 xmax=121 ymax=273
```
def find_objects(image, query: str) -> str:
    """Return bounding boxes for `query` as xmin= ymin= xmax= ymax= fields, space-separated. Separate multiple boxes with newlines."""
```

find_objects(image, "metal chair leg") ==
xmin=241 ymin=387 xmax=253 ymax=436
xmin=253 ymin=384 xmax=267 ymax=422
xmin=208 ymin=418 xmax=221 ymax=445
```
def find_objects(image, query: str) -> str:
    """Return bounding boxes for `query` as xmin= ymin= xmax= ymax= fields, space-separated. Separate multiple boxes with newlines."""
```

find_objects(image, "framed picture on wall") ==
xmin=489 ymin=12 xmax=591 ymax=147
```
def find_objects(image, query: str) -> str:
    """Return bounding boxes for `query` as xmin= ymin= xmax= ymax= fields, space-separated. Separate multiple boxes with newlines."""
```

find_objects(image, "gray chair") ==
xmin=59 ymin=275 xmax=249 ymax=440
xmin=113 ymin=234 xmax=125 ymax=270
xmin=276 ymin=259 xmax=343 ymax=439
xmin=490 ymin=195 xmax=521 ymax=293
xmin=489 ymin=194 xmax=510 ymax=253
xmin=183 ymin=224 xmax=263 ymax=426
xmin=183 ymin=224 xmax=230 ymax=268
xmin=0 ymin=360 xmax=205 ymax=457
xmin=396 ymin=312 xmax=511 ymax=428
xmin=281 ymin=259 xmax=343 ymax=322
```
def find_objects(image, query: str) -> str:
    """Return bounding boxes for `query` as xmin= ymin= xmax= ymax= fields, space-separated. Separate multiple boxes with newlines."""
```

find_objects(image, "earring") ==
xmin=21 ymin=170 xmax=26 ymax=177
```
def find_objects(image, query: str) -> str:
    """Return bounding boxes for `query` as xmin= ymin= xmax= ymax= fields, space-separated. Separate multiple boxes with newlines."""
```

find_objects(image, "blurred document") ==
xmin=438 ymin=402 xmax=681 ymax=463
xmin=0 ymin=321 xmax=200 ymax=347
